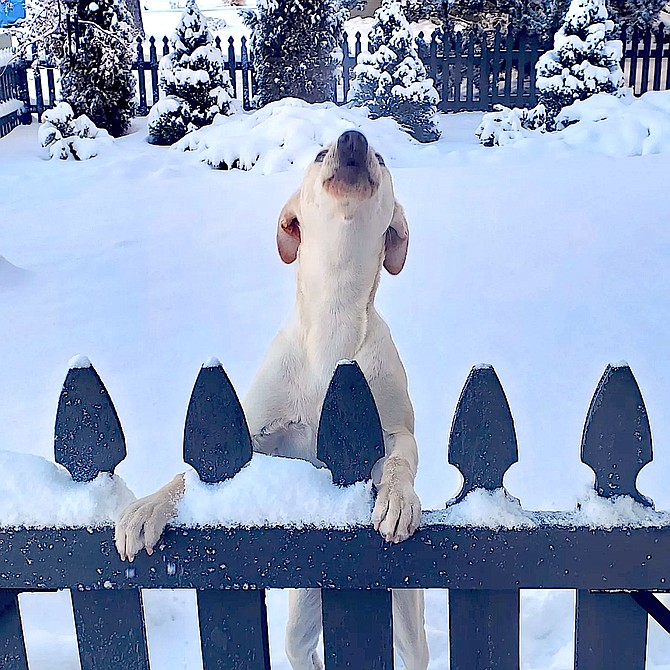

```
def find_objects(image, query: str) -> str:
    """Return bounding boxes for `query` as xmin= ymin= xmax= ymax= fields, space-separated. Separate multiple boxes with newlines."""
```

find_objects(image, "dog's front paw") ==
xmin=373 ymin=459 xmax=422 ymax=543
xmin=115 ymin=476 xmax=184 ymax=561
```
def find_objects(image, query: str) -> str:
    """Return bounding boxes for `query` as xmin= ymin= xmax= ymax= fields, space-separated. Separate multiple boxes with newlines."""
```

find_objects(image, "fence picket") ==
xmin=653 ymin=24 xmax=664 ymax=91
xmin=641 ymin=28 xmax=652 ymax=95
xmin=241 ymin=36 xmax=252 ymax=110
xmin=581 ymin=364 xmax=653 ymax=506
xmin=149 ymin=36 xmax=159 ymax=106
xmin=449 ymin=589 xmax=519 ymax=670
xmin=575 ymin=590 xmax=647 ymax=670
xmin=629 ymin=27 xmax=640 ymax=89
xmin=71 ymin=590 xmax=150 ymax=670
xmin=184 ymin=360 xmax=252 ymax=483
xmin=447 ymin=365 xmax=518 ymax=504
xmin=227 ymin=36 xmax=236 ymax=97
xmin=54 ymin=359 xmax=126 ymax=482
xmin=0 ymin=591 xmax=29 ymax=670
xmin=136 ymin=36 xmax=148 ymax=116
xmin=322 ymin=589 xmax=393 ymax=670
xmin=316 ymin=360 xmax=384 ymax=487
xmin=197 ymin=590 xmax=271 ymax=670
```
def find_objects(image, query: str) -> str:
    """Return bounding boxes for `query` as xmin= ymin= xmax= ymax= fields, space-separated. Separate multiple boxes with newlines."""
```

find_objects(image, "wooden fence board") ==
xmin=71 ymin=589 xmax=150 ymax=670
xmin=449 ymin=589 xmax=519 ymax=670
xmin=197 ymin=589 xmax=271 ymax=670
xmin=0 ymin=591 xmax=29 ymax=670
xmin=575 ymin=590 xmax=647 ymax=670
xmin=322 ymin=589 xmax=393 ymax=670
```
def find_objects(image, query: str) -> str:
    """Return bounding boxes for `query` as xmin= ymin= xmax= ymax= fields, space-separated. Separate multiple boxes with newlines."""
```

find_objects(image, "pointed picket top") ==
xmin=317 ymin=360 xmax=384 ymax=487
xmin=448 ymin=365 xmax=518 ymax=504
xmin=55 ymin=356 xmax=126 ymax=482
xmin=581 ymin=363 xmax=653 ymax=506
xmin=184 ymin=359 xmax=252 ymax=483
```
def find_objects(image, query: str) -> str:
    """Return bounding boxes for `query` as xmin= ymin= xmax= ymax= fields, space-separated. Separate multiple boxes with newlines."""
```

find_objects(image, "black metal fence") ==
xmin=1 ymin=358 xmax=670 ymax=669
xmin=0 ymin=60 xmax=31 ymax=137
xmin=1 ymin=23 xmax=669 ymax=129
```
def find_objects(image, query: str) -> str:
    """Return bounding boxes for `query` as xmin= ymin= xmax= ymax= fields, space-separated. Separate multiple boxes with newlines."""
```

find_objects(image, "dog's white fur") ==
xmin=115 ymin=131 xmax=428 ymax=670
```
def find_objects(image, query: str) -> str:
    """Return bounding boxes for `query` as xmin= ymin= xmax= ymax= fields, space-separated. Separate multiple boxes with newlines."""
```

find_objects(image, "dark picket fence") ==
xmin=4 ymin=22 xmax=669 ymax=130
xmin=0 ymin=59 xmax=31 ymax=137
xmin=1 ymin=358 xmax=670 ymax=669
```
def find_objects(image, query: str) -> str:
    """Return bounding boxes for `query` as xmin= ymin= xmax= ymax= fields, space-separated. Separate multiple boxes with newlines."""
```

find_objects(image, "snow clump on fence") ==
xmin=177 ymin=454 xmax=373 ymax=529
xmin=0 ymin=451 xmax=135 ymax=527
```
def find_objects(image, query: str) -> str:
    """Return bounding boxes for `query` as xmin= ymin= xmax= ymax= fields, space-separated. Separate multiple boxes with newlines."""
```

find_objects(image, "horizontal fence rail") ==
xmin=1 ymin=358 xmax=670 ymax=669
xmin=3 ymin=22 xmax=668 ymax=129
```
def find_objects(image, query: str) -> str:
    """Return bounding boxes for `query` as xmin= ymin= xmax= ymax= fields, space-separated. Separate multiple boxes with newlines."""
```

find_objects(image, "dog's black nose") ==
xmin=337 ymin=131 xmax=368 ymax=165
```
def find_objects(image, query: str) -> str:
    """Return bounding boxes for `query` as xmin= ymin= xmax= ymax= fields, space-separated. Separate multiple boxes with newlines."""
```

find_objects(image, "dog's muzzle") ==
xmin=334 ymin=131 xmax=369 ymax=183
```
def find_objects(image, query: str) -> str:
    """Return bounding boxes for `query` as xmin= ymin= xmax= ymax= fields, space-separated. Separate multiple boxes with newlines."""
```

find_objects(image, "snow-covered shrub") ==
xmin=148 ymin=0 xmax=234 ymax=145
xmin=58 ymin=0 xmax=137 ymax=137
xmin=476 ymin=103 xmax=546 ymax=146
xmin=608 ymin=0 xmax=666 ymax=30
xmin=536 ymin=0 xmax=625 ymax=129
xmin=243 ymin=0 xmax=345 ymax=106
xmin=38 ymin=102 xmax=112 ymax=160
xmin=477 ymin=0 xmax=626 ymax=145
xmin=348 ymin=0 xmax=441 ymax=143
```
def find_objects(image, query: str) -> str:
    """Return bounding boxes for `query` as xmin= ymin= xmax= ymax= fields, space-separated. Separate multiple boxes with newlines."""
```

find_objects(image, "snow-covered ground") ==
xmin=2 ymin=93 xmax=670 ymax=668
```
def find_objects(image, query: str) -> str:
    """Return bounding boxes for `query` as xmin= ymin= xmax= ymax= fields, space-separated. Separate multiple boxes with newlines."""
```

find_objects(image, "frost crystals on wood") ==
xmin=54 ymin=361 xmax=126 ymax=482
xmin=184 ymin=361 xmax=252 ymax=483
xmin=317 ymin=361 xmax=384 ymax=486
xmin=448 ymin=365 xmax=518 ymax=504
xmin=581 ymin=364 xmax=653 ymax=506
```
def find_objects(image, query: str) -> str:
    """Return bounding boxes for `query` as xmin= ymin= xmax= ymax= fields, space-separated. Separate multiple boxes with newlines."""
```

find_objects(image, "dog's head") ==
xmin=277 ymin=131 xmax=409 ymax=275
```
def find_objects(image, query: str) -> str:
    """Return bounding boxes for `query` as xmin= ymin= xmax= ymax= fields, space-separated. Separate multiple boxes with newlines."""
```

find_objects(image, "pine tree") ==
xmin=536 ymin=0 xmax=624 ymax=128
xmin=243 ymin=0 xmax=345 ymax=107
xmin=147 ymin=0 xmax=233 ymax=145
xmin=608 ymin=0 xmax=666 ymax=30
xmin=58 ymin=0 xmax=137 ymax=137
xmin=348 ymin=0 xmax=441 ymax=142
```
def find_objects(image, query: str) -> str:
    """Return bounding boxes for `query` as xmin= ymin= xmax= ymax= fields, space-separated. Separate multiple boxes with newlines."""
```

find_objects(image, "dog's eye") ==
xmin=375 ymin=153 xmax=386 ymax=166
xmin=314 ymin=149 xmax=328 ymax=163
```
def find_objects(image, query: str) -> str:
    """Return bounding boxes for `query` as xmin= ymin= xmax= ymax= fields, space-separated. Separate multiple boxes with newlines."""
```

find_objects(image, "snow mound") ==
xmin=176 ymin=453 xmax=374 ymax=528
xmin=175 ymin=97 xmax=415 ymax=173
xmin=428 ymin=488 xmax=538 ymax=530
xmin=478 ymin=90 xmax=670 ymax=157
xmin=0 ymin=450 xmax=136 ymax=528
xmin=0 ymin=255 xmax=29 ymax=287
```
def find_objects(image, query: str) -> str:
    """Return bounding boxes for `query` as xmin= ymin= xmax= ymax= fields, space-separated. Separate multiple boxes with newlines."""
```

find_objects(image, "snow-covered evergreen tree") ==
xmin=57 ymin=0 xmax=137 ymax=137
xmin=243 ymin=0 xmax=345 ymax=106
xmin=536 ymin=0 xmax=624 ymax=128
xmin=348 ymin=0 xmax=441 ymax=142
xmin=147 ymin=0 xmax=233 ymax=145
xmin=609 ymin=0 xmax=666 ymax=30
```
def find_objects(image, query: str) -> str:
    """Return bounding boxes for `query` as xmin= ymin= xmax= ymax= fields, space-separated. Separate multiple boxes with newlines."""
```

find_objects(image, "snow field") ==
xmin=3 ymin=95 xmax=670 ymax=667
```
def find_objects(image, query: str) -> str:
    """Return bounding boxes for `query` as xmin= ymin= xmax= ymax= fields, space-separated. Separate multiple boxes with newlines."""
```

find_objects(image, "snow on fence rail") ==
xmin=4 ymin=23 xmax=668 ymax=129
xmin=1 ymin=357 xmax=670 ymax=669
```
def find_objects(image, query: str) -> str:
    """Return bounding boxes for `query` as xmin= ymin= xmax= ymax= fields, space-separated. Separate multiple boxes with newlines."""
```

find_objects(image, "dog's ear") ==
xmin=277 ymin=190 xmax=301 ymax=264
xmin=384 ymin=200 xmax=409 ymax=275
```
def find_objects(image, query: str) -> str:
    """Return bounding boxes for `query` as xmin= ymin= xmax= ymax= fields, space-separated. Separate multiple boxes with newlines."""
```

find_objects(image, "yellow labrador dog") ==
xmin=115 ymin=130 xmax=429 ymax=670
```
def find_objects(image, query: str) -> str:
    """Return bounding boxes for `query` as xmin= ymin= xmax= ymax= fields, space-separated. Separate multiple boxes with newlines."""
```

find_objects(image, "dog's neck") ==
xmin=293 ymin=222 xmax=384 ymax=373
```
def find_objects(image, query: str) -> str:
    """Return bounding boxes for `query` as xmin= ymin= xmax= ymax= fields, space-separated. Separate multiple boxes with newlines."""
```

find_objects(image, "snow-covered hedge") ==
xmin=175 ymin=98 xmax=418 ymax=173
xmin=38 ymin=102 xmax=113 ymax=160
xmin=476 ymin=90 xmax=670 ymax=157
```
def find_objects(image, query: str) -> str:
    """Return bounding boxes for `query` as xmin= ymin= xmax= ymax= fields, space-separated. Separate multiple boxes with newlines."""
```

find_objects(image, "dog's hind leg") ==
xmin=286 ymin=589 xmax=324 ymax=670
xmin=393 ymin=589 xmax=429 ymax=670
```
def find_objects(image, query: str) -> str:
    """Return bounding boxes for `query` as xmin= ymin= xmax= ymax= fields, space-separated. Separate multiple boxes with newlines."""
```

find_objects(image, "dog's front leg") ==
xmin=285 ymin=589 xmax=324 ymax=670
xmin=372 ymin=431 xmax=422 ymax=544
